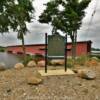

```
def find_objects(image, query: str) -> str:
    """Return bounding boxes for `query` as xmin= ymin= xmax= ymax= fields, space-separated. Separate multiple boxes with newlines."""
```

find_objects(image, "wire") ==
xmin=85 ymin=0 xmax=99 ymax=40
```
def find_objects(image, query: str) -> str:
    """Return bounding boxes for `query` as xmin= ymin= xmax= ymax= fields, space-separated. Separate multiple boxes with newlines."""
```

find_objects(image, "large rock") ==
xmin=78 ymin=69 xmax=96 ymax=80
xmin=27 ymin=60 xmax=36 ymax=67
xmin=0 ymin=62 xmax=6 ymax=71
xmin=27 ymin=76 xmax=42 ymax=85
xmin=33 ymin=70 xmax=42 ymax=79
xmin=50 ymin=59 xmax=65 ymax=65
xmin=14 ymin=63 xmax=24 ymax=70
xmin=37 ymin=60 xmax=45 ymax=67
xmin=27 ymin=70 xmax=42 ymax=85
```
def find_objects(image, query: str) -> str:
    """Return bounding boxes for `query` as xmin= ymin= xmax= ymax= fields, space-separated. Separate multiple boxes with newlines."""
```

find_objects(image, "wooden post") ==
xmin=65 ymin=34 xmax=67 ymax=72
xmin=45 ymin=33 xmax=48 ymax=73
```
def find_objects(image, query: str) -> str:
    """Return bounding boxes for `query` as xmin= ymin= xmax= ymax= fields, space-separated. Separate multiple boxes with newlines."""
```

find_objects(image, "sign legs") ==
xmin=45 ymin=33 xmax=47 ymax=73
xmin=65 ymin=34 xmax=67 ymax=72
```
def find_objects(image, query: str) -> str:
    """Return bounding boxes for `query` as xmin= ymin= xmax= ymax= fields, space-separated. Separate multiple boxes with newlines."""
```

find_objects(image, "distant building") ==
xmin=6 ymin=41 xmax=92 ymax=56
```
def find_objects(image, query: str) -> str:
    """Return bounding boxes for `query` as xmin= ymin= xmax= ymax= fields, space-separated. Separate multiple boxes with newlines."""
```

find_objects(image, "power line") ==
xmin=86 ymin=0 xmax=99 ymax=40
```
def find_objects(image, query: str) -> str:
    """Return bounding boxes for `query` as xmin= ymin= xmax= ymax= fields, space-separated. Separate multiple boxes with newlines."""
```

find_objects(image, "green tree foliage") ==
xmin=0 ymin=46 xmax=5 ymax=52
xmin=0 ymin=0 xmax=34 ymax=57
xmin=39 ymin=0 xmax=91 ymax=35
xmin=39 ymin=0 xmax=91 ymax=58
xmin=92 ymin=48 xmax=100 ymax=51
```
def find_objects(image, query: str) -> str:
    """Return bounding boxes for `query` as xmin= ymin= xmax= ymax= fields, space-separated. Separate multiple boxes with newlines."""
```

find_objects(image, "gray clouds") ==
xmin=0 ymin=33 xmax=18 ymax=46
xmin=78 ymin=0 xmax=100 ymax=48
xmin=25 ymin=21 xmax=52 ymax=44
xmin=0 ymin=0 xmax=100 ymax=48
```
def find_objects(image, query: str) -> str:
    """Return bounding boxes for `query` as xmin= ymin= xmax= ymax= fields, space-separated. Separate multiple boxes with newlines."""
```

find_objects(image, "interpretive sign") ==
xmin=48 ymin=34 xmax=65 ymax=57
xmin=45 ymin=33 xmax=67 ymax=73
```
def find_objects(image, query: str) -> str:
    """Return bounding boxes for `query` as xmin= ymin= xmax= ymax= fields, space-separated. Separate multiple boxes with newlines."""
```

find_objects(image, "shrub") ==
xmin=75 ymin=55 xmax=89 ymax=66
xmin=0 ymin=48 xmax=5 ymax=52
xmin=33 ymin=54 xmax=44 ymax=63
xmin=22 ymin=55 xmax=33 ymax=65
xmin=89 ymin=55 xmax=100 ymax=60
xmin=67 ymin=58 xmax=74 ymax=68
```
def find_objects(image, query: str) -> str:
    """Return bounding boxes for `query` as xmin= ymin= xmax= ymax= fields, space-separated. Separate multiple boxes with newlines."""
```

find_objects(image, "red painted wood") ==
xmin=6 ymin=41 xmax=92 ymax=56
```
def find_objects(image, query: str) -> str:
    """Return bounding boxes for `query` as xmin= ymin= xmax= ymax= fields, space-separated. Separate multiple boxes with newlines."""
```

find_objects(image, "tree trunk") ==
xmin=21 ymin=34 xmax=26 ymax=61
xmin=72 ymin=39 xmax=76 ymax=60
xmin=74 ymin=31 xmax=77 ymax=59
xmin=70 ymin=31 xmax=77 ymax=60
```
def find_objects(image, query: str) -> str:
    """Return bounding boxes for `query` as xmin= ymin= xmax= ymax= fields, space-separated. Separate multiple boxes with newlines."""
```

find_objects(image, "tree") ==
xmin=39 ymin=0 xmax=91 ymax=59
xmin=0 ymin=46 xmax=5 ymax=52
xmin=0 ymin=0 xmax=34 ymax=59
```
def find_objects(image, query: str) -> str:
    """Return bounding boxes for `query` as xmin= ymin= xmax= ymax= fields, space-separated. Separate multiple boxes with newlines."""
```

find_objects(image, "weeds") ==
xmin=67 ymin=58 xmax=74 ymax=68
xmin=75 ymin=55 xmax=89 ymax=66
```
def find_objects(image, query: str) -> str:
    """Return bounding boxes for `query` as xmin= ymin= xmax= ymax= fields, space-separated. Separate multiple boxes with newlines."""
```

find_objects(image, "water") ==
xmin=0 ymin=52 xmax=21 ymax=68
xmin=91 ymin=51 xmax=100 ymax=54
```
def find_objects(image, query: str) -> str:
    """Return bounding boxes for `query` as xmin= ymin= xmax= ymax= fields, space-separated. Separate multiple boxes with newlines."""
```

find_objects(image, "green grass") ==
xmin=67 ymin=55 xmax=91 ymax=67
xmin=67 ymin=58 xmax=74 ymax=68
xmin=75 ymin=55 xmax=89 ymax=66
xmin=22 ymin=55 xmax=33 ymax=65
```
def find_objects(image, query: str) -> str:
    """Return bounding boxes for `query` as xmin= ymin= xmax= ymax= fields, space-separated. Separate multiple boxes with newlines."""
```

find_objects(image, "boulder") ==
xmin=50 ymin=59 xmax=65 ymax=65
xmin=0 ymin=62 xmax=6 ymax=71
xmin=37 ymin=60 xmax=45 ymax=67
xmin=27 ymin=60 xmax=36 ymax=67
xmin=32 ymin=70 xmax=42 ymax=79
xmin=14 ymin=63 xmax=24 ymax=70
xmin=78 ymin=69 xmax=96 ymax=80
xmin=27 ymin=70 xmax=42 ymax=85
xmin=27 ymin=76 xmax=42 ymax=85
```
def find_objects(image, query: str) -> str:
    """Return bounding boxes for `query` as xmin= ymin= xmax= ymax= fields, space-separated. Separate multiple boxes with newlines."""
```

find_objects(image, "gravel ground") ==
xmin=0 ymin=65 xmax=100 ymax=100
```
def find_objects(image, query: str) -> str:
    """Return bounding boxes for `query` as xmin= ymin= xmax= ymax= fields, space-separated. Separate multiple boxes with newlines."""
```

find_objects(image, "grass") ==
xmin=67 ymin=58 xmax=74 ymax=68
xmin=66 ymin=56 xmax=89 ymax=68
xmin=21 ymin=54 xmax=100 ymax=67
xmin=22 ymin=54 xmax=44 ymax=65
xmin=75 ymin=55 xmax=89 ymax=66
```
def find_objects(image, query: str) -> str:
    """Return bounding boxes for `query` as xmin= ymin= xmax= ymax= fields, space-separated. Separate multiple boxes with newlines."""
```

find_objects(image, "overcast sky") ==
xmin=0 ymin=0 xmax=100 ymax=48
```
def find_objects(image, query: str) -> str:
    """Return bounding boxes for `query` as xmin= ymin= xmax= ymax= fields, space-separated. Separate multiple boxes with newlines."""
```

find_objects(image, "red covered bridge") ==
xmin=6 ymin=41 xmax=92 ymax=56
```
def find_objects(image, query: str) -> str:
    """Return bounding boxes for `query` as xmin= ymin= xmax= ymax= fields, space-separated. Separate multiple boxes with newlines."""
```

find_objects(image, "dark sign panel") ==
xmin=48 ymin=34 xmax=65 ymax=57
